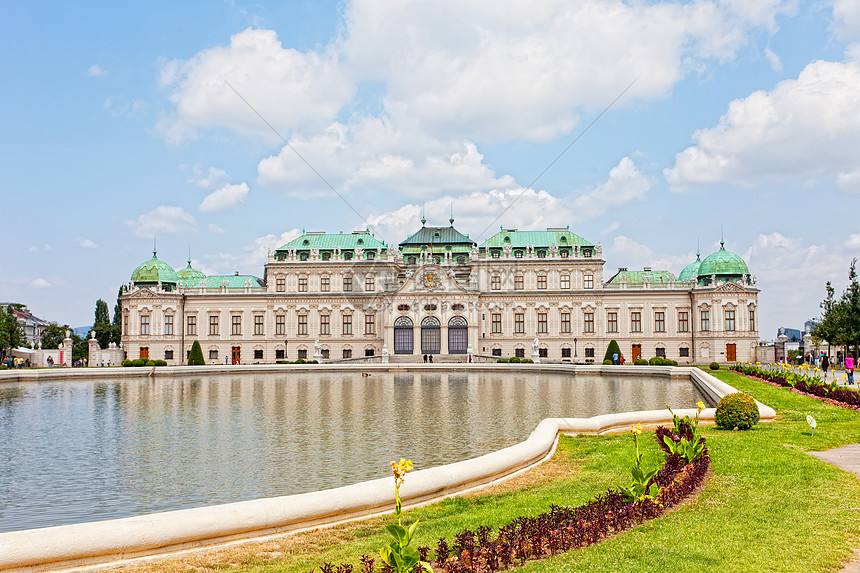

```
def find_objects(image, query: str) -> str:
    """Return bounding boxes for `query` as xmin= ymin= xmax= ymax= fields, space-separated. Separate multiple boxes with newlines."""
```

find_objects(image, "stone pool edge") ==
xmin=0 ymin=366 xmax=774 ymax=572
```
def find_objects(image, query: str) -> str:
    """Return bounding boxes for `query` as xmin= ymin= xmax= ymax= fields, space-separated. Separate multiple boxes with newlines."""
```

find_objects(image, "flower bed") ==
xmin=731 ymin=363 xmax=860 ymax=411
xmin=316 ymin=425 xmax=710 ymax=573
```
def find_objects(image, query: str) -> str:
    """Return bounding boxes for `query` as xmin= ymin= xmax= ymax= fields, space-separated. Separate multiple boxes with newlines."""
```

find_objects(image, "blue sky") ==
xmin=2 ymin=0 xmax=859 ymax=339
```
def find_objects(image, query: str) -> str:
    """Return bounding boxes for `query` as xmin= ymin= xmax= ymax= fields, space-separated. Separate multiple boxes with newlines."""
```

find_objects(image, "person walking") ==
xmin=845 ymin=354 xmax=855 ymax=385
xmin=821 ymin=354 xmax=830 ymax=381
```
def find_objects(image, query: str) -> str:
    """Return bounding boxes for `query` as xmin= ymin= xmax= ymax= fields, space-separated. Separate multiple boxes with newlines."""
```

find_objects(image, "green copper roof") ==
xmin=204 ymin=275 xmax=265 ymax=289
xmin=176 ymin=261 xmax=206 ymax=280
xmin=698 ymin=242 xmax=750 ymax=280
xmin=400 ymin=225 xmax=475 ymax=247
xmin=131 ymin=252 xmax=178 ymax=285
xmin=276 ymin=230 xmax=386 ymax=252
xmin=606 ymin=269 xmax=677 ymax=285
xmin=481 ymin=228 xmax=593 ymax=249
xmin=678 ymin=254 xmax=701 ymax=282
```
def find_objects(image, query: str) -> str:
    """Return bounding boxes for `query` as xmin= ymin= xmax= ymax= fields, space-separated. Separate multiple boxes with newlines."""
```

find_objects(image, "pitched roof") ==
xmin=399 ymin=225 xmax=475 ymax=246
xmin=481 ymin=228 xmax=593 ymax=249
xmin=276 ymin=231 xmax=386 ymax=252
xmin=605 ymin=269 xmax=678 ymax=285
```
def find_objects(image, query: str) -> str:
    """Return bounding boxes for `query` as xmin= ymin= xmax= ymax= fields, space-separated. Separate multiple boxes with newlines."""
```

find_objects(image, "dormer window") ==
xmin=514 ymin=250 xmax=523 ymax=258
xmin=357 ymin=238 xmax=364 ymax=245
xmin=367 ymin=251 xmax=375 ymax=260
xmin=560 ymin=236 xmax=567 ymax=243
xmin=537 ymin=250 xmax=545 ymax=258
xmin=299 ymin=252 xmax=309 ymax=261
xmin=302 ymin=239 xmax=310 ymax=245
xmin=492 ymin=250 xmax=500 ymax=258
xmin=322 ymin=252 xmax=331 ymax=260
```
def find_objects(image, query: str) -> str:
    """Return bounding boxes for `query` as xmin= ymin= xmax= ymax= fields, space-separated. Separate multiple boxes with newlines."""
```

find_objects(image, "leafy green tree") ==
xmin=41 ymin=324 xmax=68 ymax=349
xmin=813 ymin=258 xmax=860 ymax=358
xmin=93 ymin=299 xmax=111 ymax=348
xmin=0 ymin=309 xmax=11 ymax=355
xmin=187 ymin=340 xmax=204 ymax=365
xmin=604 ymin=339 xmax=622 ymax=364
xmin=1 ymin=307 xmax=23 ymax=352
xmin=71 ymin=333 xmax=87 ymax=364
xmin=111 ymin=286 xmax=123 ymax=344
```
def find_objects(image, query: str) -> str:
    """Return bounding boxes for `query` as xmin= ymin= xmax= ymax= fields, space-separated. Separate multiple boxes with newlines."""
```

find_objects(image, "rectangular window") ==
xmin=584 ymin=274 xmax=594 ymax=289
xmin=515 ymin=348 xmax=525 ymax=358
xmin=701 ymin=310 xmax=710 ymax=332
xmin=492 ymin=348 xmax=502 ymax=356
xmin=298 ymin=349 xmax=308 ymax=359
xmin=320 ymin=314 xmax=330 ymax=335
xmin=491 ymin=313 xmax=502 ymax=334
xmin=655 ymin=311 xmax=665 ymax=333
xmin=298 ymin=315 xmax=308 ymax=335
xmin=231 ymin=315 xmax=242 ymax=336
xmin=679 ymin=347 xmax=690 ymax=357
xmin=343 ymin=276 xmax=353 ymax=292
xmin=560 ymin=274 xmax=570 ymax=289
xmin=275 ymin=315 xmax=285 ymax=335
xmin=209 ymin=315 xmax=219 ymax=336
xmin=537 ymin=312 xmax=548 ymax=333
xmin=365 ymin=348 xmax=375 ymax=357
xmin=678 ymin=311 xmax=689 ymax=332
xmin=539 ymin=348 xmax=548 ymax=357
xmin=365 ymin=314 xmax=375 ymax=335
xmin=254 ymin=315 xmax=264 ymax=336
xmin=561 ymin=312 xmax=571 ymax=333
xmin=209 ymin=349 xmax=218 ymax=360
xmin=514 ymin=275 xmax=524 ymax=290
xmin=656 ymin=347 xmax=666 ymax=358
xmin=320 ymin=276 xmax=330 ymax=292
xmin=585 ymin=347 xmax=595 ymax=358
xmin=749 ymin=309 xmax=755 ymax=331
xmin=321 ymin=349 xmax=329 ymax=359
xmin=343 ymin=314 xmax=353 ymax=335
xmin=365 ymin=275 xmax=375 ymax=292
xmin=631 ymin=312 xmax=642 ymax=333
xmin=254 ymin=349 xmax=263 ymax=360
xmin=537 ymin=274 xmax=547 ymax=289
xmin=561 ymin=347 xmax=571 ymax=358
xmin=276 ymin=277 xmax=285 ymax=292
xmin=275 ymin=349 xmax=285 ymax=360
xmin=514 ymin=312 xmax=525 ymax=334
xmin=343 ymin=348 xmax=352 ymax=359
xmin=123 ymin=316 xmax=128 ymax=336
xmin=725 ymin=310 xmax=736 ymax=331
xmin=140 ymin=315 xmax=150 ymax=336
xmin=298 ymin=276 xmax=308 ymax=292
xmin=164 ymin=350 xmax=173 ymax=360
xmin=491 ymin=275 xmax=501 ymax=290
xmin=607 ymin=312 xmax=618 ymax=333
xmin=164 ymin=315 xmax=173 ymax=336
xmin=584 ymin=312 xmax=594 ymax=333
xmin=186 ymin=315 xmax=197 ymax=336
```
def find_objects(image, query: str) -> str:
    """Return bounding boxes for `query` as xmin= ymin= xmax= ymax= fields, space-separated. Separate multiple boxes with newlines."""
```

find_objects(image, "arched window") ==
xmin=448 ymin=316 xmax=468 ymax=354
xmin=421 ymin=316 xmax=441 ymax=354
xmin=394 ymin=316 xmax=414 ymax=354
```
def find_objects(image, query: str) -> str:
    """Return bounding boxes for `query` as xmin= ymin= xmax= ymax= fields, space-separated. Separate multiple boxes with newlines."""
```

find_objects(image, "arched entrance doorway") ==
xmin=394 ymin=316 xmax=414 ymax=354
xmin=448 ymin=316 xmax=468 ymax=354
xmin=421 ymin=316 xmax=441 ymax=354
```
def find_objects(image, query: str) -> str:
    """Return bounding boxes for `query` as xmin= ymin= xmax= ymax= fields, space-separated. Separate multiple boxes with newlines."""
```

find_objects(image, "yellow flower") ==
xmin=696 ymin=401 xmax=705 ymax=413
xmin=391 ymin=458 xmax=413 ymax=483
xmin=631 ymin=423 xmax=642 ymax=436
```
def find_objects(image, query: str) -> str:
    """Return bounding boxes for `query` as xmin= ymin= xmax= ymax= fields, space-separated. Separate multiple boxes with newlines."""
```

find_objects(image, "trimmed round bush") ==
xmin=132 ymin=358 xmax=145 ymax=367
xmin=634 ymin=358 xmax=648 ymax=365
xmin=122 ymin=359 xmax=133 ymax=367
xmin=521 ymin=358 xmax=533 ymax=363
xmin=715 ymin=392 xmax=760 ymax=430
xmin=145 ymin=360 xmax=156 ymax=367
xmin=709 ymin=362 xmax=720 ymax=370
xmin=496 ymin=358 xmax=509 ymax=363
xmin=153 ymin=360 xmax=167 ymax=366
xmin=603 ymin=359 xmax=613 ymax=365
xmin=509 ymin=356 xmax=521 ymax=363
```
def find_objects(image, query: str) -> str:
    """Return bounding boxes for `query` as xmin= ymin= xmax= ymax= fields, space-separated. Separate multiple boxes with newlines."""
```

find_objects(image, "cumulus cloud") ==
xmin=195 ymin=229 xmax=302 ymax=275
xmin=607 ymin=235 xmax=695 ymax=274
xmin=199 ymin=182 xmax=250 ymax=212
xmin=570 ymin=157 xmax=653 ymax=221
xmin=665 ymin=59 xmax=860 ymax=189
xmin=833 ymin=0 xmax=860 ymax=43
xmin=88 ymin=64 xmax=108 ymax=78
xmin=126 ymin=205 xmax=196 ymax=237
xmin=157 ymin=28 xmax=353 ymax=144
xmin=75 ymin=237 xmax=98 ymax=249
xmin=30 ymin=278 xmax=51 ymax=289
xmin=186 ymin=165 xmax=231 ymax=189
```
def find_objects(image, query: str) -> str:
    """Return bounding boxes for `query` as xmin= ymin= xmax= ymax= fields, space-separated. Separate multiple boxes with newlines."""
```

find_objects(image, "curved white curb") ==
xmin=0 ymin=366 xmax=771 ymax=572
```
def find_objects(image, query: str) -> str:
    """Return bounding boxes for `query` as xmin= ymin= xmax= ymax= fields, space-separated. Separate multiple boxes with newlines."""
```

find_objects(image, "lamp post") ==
xmin=573 ymin=337 xmax=578 ymax=363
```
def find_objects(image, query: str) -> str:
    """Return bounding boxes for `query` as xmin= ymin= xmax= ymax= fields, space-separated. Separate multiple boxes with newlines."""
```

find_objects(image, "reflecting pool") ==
xmin=0 ymin=370 xmax=708 ymax=533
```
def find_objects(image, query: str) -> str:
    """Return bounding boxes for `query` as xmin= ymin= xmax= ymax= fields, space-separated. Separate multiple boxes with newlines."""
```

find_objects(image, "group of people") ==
xmin=611 ymin=352 xmax=626 ymax=365
xmin=422 ymin=354 xmax=434 ymax=363
xmin=1 ymin=356 xmax=29 ymax=368
xmin=814 ymin=352 xmax=855 ymax=385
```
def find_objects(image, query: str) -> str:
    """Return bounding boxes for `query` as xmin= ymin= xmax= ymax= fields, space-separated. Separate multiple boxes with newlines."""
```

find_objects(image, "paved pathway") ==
xmin=808 ymin=445 xmax=860 ymax=572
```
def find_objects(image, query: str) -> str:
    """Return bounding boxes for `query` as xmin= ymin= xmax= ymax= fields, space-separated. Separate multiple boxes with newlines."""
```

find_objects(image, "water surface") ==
xmin=0 ymin=370 xmax=708 ymax=533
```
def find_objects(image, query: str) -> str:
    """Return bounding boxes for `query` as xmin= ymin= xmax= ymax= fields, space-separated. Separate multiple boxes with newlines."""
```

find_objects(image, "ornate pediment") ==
xmin=714 ymin=281 xmax=748 ymax=293
xmin=397 ymin=267 xmax=467 ymax=294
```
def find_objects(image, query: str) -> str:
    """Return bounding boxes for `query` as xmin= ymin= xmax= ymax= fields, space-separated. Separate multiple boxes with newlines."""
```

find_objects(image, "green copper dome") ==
xmin=177 ymin=260 xmax=206 ymax=281
xmin=131 ymin=251 xmax=178 ymax=285
xmin=678 ymin=253 xmax=702 ymax=282
xmin=698 ymin=242 xmax=749 ymax=284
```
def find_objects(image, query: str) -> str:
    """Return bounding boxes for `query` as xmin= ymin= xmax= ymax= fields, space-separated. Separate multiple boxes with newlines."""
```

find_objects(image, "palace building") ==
xmin=119 ymin=220 xmax=759 ymax=365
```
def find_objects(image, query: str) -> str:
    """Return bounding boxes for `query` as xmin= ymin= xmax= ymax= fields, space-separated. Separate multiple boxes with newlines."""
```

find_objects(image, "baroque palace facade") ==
xmin=120 ymin=221 xmax=759 ymax=365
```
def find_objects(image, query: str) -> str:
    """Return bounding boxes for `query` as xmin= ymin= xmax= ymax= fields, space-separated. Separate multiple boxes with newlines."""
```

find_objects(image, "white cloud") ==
xmin=157 ymin=28 xmax=353 ymax=144
xmin=186 ymin=165 xmax=231 ymax=189
xmin=194 ymin=229 xmax=302 ymax=276
xmin=27 ymin=246 xmax=38 ymax=253
xmin=606 ymin=235 xmax=694 ymax=274
xmin=75 ymin=237 xmax=98 ymax=249
xmin=125 ymin=205 xmax=196 ymax=237
xmin=30 ymin=278 xmax=51 ymax=289
xmin=764 ymin=46 xmax=783 ymax=72
xmin=103 ymin=98 xmax=147 ymax=119
xmin=88 ymin=64 xmax=108 ymax=78
xmin=208 ymin=224 xmax=227 ymax=235
xmin=570 ymin=157 xmax=653 ymax=221
xmin=833 ymin=0 xmax=860 ymax=43
xmin=847 ymin=233 xmax=860 ymax=248
xmin=199 ymin=182 xmax=250 ymax=212
xmin=601 ymin=221 xmax=621 ymax=235
xmin=665 ymin=59 xmax=860 ymax=188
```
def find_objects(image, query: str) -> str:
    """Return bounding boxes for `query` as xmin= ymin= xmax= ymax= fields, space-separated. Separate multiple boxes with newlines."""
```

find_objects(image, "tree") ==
xmin=41 ymin=324 xmax=68 ymax=349
xmin=604 ymin=339 xmax=621 ymax=364
xmin=93 ymin=299 xmax=112 ymax=348
xmin=0 ymin=307 xmax=23 ymax=353
xmin=813 ymin=258 xmax=860 ymax=358
xmin=111 ymin=286 xmax=123 ymax=345
xmin=188 ymin=340 xmax=204 ymax=365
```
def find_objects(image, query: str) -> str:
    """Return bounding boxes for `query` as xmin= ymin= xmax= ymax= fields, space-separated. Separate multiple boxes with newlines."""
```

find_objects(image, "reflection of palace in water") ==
xmin=119 ymin=220 xmax=758 ymax=365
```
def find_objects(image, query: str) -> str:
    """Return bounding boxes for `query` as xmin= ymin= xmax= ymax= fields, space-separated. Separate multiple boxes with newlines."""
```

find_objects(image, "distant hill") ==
xmin=74 ymin=326 xmax=92 ymax=338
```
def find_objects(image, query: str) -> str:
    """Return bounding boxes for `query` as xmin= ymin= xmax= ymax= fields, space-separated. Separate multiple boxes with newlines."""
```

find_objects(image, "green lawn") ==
xmin=137 ymin=369 xmax=860 ymax=573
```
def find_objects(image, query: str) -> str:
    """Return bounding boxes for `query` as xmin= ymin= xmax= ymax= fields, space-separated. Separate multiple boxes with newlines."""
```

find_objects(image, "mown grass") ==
xmin=129 ymin=369 xmax=860 ymax=573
